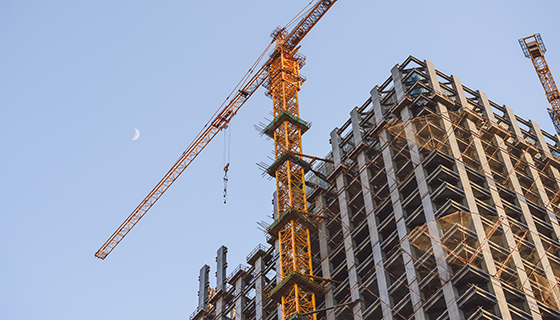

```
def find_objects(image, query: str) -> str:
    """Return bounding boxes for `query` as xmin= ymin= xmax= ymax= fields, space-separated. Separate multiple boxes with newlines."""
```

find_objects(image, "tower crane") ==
xmin=96 ymin=1 xmax=337 ymax=319
xmin=519 ymin=33 xmax=560 ymax=134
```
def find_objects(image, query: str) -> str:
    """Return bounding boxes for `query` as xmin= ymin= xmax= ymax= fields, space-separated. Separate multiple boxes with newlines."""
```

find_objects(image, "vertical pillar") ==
xmin=350 ymin=107 xmax=393 ymax=320
xmin=316 ymin=195 xmax=336 ymax=320
xmin=254 ymin=256 xmax=266 ymax=320
xmin=504 ymin=109 xmax=560 ymax=237
xmin=215 ymin=246 xmax=228 ymax=320
xmin=426 ymin=62 xmax=513 ymax=320
xmin=217 ymin=246 xmax=228 ymax=291
xmin=503 ymin=106 xmax=524 ymax=140
xmin=399 ymin=104 xmax=461 ymax=320
xmin=235 ymin=276 xmax=246 ymax=320
xmin=275 ymin=239 xmax=283 ymax=320
xmin=476 ymin=90 xmax=496 ymax=123
xmin=530 ymin=121 xmax=560 ymax=208
xmin=330 ymin=128 xmax=365 ymax=319
xmin=198 ymin=265 xmax=210 ymax=310
xmin=457 ymin=93 xmax=541 ymax=318
xmin=391 ymin=64 xmax=406 ymax=101
xmin=487 ymin=104 xmax=560 ymax=310
xmin=372 ymin=86 xmax=427 ymax=320
xmin=425 ymin=60 xmax=441 ymax=96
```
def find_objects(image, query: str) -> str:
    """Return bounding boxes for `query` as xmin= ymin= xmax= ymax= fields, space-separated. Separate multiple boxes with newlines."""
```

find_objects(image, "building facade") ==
xmin=190 ymin=56 xmax=560 ymax=320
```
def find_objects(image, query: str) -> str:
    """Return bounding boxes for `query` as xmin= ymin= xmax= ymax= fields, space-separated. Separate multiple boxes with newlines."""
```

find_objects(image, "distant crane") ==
xmin=519 ymin=33 xmax=560 ymax=134
xmin=96 ymin=1 xmax=337 ymax=319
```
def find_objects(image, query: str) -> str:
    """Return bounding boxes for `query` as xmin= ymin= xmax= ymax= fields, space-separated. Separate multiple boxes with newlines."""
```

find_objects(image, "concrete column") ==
xmin=503 ymin=106 xmax=524 ymax=140
xmin=215 ymin=299 xmax=226 ymax=320
xmin=502 ymin=109 xmax=560 ymax=304
xmin=217 ymin=246 xmax=228 ymax=291
xmin=351 ymin=107 xmax=393 ymax=320
xmin=391 ymin=64 xmax=406 ymax=101
xmin=330 ymin=129 xmax=342 ymax=167
xmin=316 ymin=194 xmax=336 ymax=320
xmin=372 ymin=90 xmax=427 ymax=320
xmin=530 ymin=120 xmax=553 ymax=158
xmin=431 ymin=95 xmax=513 ymax=320
xmin=424 ymin=63 xmax=514 ymax=319
xmin=351 ymin=108 xmax=364 ymax=146
xmin=399 ymin=106 xmax=462 ymax=320
xmin=234 ymin=276 xmax=246 ymax=320
xmin=370 ymin=86 xmax=384 ymax=122
xmin=463 ymin=116 xmax=542 ymax=320
xmin=489 ymin=121 xmax=560 ymax=311
xmin=254 ymin=257 xmax=265 ymax=320
xmin=476 ymin=90 xmax=496 ymax=123
xmin=275 ymin=239 xmax=283 ymax=320
xmin=198 ymin=265 xmax=210 ymax=310
xmin=331 ymin=126 xmax=365 ymax=319
xmin=215 ymin=246 xmax=228 ymax=320
xmin=452 ymin=75 xmax=469 ymax=109
xmin=528 ymin=120 xmax=560 ymax=236
xmin=425 ymin=60 xmax=441 ymax=95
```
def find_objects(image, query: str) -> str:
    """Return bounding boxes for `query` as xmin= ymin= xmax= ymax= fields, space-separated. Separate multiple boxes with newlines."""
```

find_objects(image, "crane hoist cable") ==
xmin=95 ymin=2 xmax=337 ymax=319
xmin=223 ymin=124 xmax=231 ymax=204
xmin=94 ymin=2 xmax=338 ymax=281
xmin=284 ymin=1 xmax=315 ymax=29
xmin=94 ymin=39 xmax=275 ymax=260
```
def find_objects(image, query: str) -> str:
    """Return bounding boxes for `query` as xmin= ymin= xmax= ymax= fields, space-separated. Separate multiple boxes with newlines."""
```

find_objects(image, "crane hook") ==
xmin=223 ymin=163 xmax=229 ymax=204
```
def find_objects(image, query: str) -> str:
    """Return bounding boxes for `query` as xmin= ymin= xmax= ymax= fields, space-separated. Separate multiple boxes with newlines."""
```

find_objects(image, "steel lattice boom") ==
xmin=519 ymin=34 xmax=560 ymax=134
xmin=95 ymin=67 xmax=268 ymax=259
xmin=96 ymin=2 xmax=337 ymax=317
xmin=95 ymin=0 xmax=336 ymax=275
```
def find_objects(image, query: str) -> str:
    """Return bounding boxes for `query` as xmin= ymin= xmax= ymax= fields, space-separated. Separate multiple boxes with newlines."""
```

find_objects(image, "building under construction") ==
xmin=189 ymin=56 xmax=560 ymax=320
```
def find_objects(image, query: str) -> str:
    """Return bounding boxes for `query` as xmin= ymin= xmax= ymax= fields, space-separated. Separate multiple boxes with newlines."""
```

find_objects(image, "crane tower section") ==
xmin=519 ymin=33 xmax=560 ymax=134
xmin=262 ymin=2 xmax=337 ymax=318
xmin=263 ymin=30 xmax=319 ymax=320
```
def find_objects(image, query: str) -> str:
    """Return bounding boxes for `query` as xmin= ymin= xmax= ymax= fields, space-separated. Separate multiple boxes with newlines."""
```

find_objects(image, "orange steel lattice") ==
xmin=520 ymin=34 xmax=560 ymax=134
xmin=94 ymin=0 xmax=336 ymax=261
xmin=263 ymin=2 xmax=337 ymax=319
xmin=266 ymin=30 xmax=317 ymax=320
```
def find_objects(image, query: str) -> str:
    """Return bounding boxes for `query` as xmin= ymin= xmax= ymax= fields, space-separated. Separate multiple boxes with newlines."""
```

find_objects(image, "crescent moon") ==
xmin=132 ymin=128 xmax=140 ymax=141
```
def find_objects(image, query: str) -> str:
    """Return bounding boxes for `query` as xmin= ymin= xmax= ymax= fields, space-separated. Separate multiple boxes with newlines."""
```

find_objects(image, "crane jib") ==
xmin=95 ymin=0 xmax=335 ymax=259
xmin=95 ymin=64 xmax=269 ymax=259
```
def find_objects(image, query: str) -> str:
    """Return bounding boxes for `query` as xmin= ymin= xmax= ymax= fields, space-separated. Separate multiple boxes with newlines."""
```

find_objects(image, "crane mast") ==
xmin=519 ymin=33 xmax=560 ymax=134
xmin=261 ymin=2 xmax=337 ymax=319
xmin=96 ymin=1 xmax=337 ymax=318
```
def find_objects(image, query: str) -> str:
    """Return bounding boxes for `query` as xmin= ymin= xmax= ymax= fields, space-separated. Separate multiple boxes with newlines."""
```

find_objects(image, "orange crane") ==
xmin=96 ymin=1 xmax=337 ymax=319
xmin=519 ymin=33 xmax=560 ymax=134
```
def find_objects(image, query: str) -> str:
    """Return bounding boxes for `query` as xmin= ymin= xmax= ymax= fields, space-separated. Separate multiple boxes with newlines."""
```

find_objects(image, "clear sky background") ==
xmin=1 ymin=1 xmax=559 ymax=319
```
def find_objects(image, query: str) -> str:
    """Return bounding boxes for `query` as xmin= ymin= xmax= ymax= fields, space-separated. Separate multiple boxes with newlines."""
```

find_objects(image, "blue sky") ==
xmin=1 ymin=1 xmax=559 ymax=319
